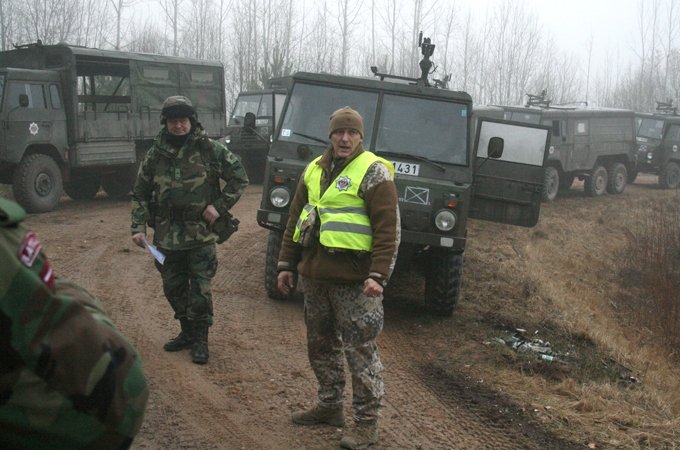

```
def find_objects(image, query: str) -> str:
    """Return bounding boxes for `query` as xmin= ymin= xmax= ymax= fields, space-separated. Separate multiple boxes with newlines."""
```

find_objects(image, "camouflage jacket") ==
xmin=131 ymin=124 xmax=249 ymax=250
xmin=0 ymin=197 xmax=148 ymax=450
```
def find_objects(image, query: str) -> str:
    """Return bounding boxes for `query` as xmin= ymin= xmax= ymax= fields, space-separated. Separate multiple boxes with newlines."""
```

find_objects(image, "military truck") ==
xmin=257 ymin=36 xmax=551 ymax=316
xmin=475 ymin=92 xmax=638 ymax=201
xmin=0 ymin=41 xmax=226 ymax=212
xmin=635 ymin=100 xmax=680 ymax=189
xmin=224 ymin=80 xmax=289 ymax=184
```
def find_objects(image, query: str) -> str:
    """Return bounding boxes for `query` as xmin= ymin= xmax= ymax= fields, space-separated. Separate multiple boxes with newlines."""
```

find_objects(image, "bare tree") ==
xmin=335 ymin=0 xmax=361 ymax=75
xmin=109 ymin=0 xmax=136 ymax=50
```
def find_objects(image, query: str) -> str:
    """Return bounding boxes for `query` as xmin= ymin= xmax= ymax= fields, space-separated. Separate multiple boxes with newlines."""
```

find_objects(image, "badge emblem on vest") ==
xmin=335 ymin=176 xmax=351 ymax=191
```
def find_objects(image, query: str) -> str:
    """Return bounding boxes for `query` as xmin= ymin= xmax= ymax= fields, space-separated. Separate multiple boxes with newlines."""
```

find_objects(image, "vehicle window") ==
xmin=575 ymin=120 xmax=589 ymax=135
xmin=637 ymin=118 xmax=664 ymax=140
xmin=376 ymin=94 xmax=468 ymax=165
xmin=509 ymin=111 xmax=541 ymax=124
xmin=190 ymin=70 xmax=214 ymax=84
xmin=6 ymin=82 xmax=46 ymax=108
xmin=49 ymin=84 xmax=62 ymax=109
xmin=665 ymin=124 xmax=680 ymax=141
xmin=279 ymin=83 xmax=378 ymax=146
xmin=541 ymin=119 xmax=561 ymax=137
xmin=230 ymin=94 xmax=263 ymax=125
xmin=274 ymin=93 xmax=286 ymax=123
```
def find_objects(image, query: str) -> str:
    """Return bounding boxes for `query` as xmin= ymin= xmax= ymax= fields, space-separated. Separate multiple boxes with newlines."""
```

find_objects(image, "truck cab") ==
xmin=258 ymin=69 xmax=550 ymax=316
xmin=224 ymin=81 xmax=288 ymax=183
xmin=635 ymin=101 xmax=680 ymax=188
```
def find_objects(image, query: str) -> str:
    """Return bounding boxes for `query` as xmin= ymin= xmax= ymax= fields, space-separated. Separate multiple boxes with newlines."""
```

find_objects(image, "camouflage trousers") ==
xmin=154 ymin=243 xmax=217 ymax=327
xmin=302 ymin=277 xmax=385 ymax=422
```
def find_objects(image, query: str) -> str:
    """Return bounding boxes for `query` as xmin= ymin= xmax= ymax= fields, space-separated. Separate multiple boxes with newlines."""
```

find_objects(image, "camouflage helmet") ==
xmin=161 ymin=95 xmax=197 ymax=123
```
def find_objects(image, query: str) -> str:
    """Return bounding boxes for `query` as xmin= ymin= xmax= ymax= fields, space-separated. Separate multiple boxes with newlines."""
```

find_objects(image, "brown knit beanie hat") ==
xmin=328 ymin=106 xmax=364 ymax=138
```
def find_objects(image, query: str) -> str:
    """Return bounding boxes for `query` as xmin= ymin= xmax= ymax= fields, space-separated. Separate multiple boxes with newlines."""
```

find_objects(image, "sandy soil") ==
xmin=16 ymin=174 xmax=679 ymax=449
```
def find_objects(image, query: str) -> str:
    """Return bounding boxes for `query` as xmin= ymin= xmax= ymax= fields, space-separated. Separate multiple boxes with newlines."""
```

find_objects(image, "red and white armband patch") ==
xmin=17 ymin=231 xmax=54 ymax=288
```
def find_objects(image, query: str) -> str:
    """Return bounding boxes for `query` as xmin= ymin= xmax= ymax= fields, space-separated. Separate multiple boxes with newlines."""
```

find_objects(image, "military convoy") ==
xmin=634 ymin=100 xmax=680 ymax=189
xmin=256 ymin=35 xmax=551 ymax=316
xmin=474 ymin=92 xmax=638 ymax=201
xmin=0 ymin=42 xmax=227 ymax=212
xmin=223 ymin=80 xmax=289 ymax=183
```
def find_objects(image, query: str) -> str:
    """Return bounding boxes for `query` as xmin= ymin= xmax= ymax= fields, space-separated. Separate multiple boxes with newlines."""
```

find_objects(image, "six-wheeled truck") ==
xmin=475 ymin=92 xmax=638 ymax=201
xmin=635 ymin=100 xmax=680 ymax=189
xmin=0 ymin=41 xmax=226 ymax=212
xmin=224 ymin=80 xmax=289 ymax=184
xmin=256 ymin=38 xmax=551 ymax=316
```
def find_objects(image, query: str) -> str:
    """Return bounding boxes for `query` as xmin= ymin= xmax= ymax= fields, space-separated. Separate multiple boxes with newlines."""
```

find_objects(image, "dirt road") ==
xmin=20 ymin=175 xmax=679 ymax=449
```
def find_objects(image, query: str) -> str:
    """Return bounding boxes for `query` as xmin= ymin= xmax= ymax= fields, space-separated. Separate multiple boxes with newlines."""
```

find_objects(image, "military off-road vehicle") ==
xmin=224 ymin=80 xmax=289 ymax=183
xmin=474 ymin=92 xmax=638 ymax=201
xmin=0 ymin=41 xmax=226 ymax=212
xmin=635 ymin=100 xmax=680 ymax=189
xmin=257 ymin=36 xmax=551 ymax=316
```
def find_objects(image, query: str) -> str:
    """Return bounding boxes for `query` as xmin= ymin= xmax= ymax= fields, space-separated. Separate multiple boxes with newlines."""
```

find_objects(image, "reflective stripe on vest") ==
xmin=295 ymin=151 xmax=387 ymax=251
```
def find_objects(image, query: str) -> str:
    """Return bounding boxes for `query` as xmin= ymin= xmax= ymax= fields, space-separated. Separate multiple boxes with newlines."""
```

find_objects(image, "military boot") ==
xmin=191 ymin=326 xmax=209 ymax=364
xmin=163 ymin=318 xmax=193 ymax=352
xmin=340 ymin=421 xmax=379 ymax=449
xmin=291 ymin=404 xmax=344 ymax=427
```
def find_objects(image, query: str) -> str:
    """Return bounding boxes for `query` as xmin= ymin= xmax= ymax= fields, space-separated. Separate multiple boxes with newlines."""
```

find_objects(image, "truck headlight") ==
xmin=434 ymin=209 xmax=456 ymax=231
xmin=224 ymin=135 xmax=231 ymax=144
xmin=647 ymin=152 xmax=654 ymax=160
xmin=270 ymin=187 xmax=290 ymax=208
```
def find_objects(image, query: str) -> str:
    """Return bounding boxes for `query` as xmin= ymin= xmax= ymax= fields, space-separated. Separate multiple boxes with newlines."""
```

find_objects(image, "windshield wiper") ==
xmin=292 ymin=131 xmax=329 ymax=146
xmin=375 ymin=150 xmax=446 ymax=172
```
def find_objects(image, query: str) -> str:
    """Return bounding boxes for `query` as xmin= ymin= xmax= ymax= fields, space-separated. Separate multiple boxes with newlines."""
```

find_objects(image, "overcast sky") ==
xmin=467 ymin=0 xmax=639 ymax=70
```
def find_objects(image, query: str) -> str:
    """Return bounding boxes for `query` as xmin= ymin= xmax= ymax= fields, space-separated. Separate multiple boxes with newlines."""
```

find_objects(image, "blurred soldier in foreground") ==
xmin=131 ymin=95 xmax=248 ymax=364
xmin=277 ymin=107 xmax=400 ymax=449
xmin=0 ymin=197 xmax=148 ymax=449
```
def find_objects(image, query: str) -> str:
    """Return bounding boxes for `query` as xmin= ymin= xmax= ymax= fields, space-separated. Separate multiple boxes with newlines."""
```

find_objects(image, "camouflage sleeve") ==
xmin=130 ymin=149 xmax=155 ymax=235
xmin=211 ymin=141 xmax=249 ymax=215
xmin=1 ymin=224 xmax=149 ymax=449
xmin=360 ymin=162 xmax=401 ymax=283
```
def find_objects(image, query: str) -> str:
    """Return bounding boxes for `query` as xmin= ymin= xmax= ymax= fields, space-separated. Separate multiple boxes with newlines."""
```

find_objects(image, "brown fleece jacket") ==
xmin=277 ymin=147 xmax=400 ymax=284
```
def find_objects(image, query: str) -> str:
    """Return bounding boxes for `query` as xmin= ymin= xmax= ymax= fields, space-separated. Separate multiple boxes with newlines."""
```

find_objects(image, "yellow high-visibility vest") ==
xmin=293 ymin=151 xmax=393 ymax=251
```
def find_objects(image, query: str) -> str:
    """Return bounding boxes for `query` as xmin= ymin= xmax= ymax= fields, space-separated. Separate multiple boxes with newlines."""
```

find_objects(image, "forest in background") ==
xmin=2 ymin=0 xmax=680 ymax=114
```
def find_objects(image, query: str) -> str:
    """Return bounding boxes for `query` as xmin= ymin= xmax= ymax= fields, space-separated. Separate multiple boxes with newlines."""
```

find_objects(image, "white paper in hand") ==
xmin=141 ymin=236 xmax=166 ymax=265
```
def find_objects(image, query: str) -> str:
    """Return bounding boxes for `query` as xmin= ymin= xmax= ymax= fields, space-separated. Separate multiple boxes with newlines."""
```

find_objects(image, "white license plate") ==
xmin=392 ymin=161 xmax=420 ymax=176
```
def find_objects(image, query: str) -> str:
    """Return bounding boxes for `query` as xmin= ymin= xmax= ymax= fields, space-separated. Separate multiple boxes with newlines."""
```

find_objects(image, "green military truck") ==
xmin=475 ymin=93 xmax=638 ymax=201
xmin=0 ymin=41 xmax=226 ymax=212
xmin=256 ymin=38 xmax=551 ymax=316
xmin=635 ymin=101 xmax=680 ymax=189
xmin=224 ymin=80 xmax=289 ymax=184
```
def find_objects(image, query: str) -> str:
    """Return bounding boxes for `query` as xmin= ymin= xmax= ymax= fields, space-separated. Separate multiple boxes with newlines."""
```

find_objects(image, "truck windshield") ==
xmin=0 ymin=74 xmax=5 ymax=110
xmin=230 ymin=94 xmax=273 ymax=125
xmin=375 ymin=94 xmax=469 ymax=165
xmin=637 ymin=118 xmax=665 ymax=140
xmin=279 ymin=83 xmax=378 ymax=145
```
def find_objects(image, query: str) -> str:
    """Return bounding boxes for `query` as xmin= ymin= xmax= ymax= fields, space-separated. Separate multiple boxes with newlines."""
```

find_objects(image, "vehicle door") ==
xmin=470 ymin=118 xmax=550 ymax=227
xmin=3 ymin=81 xmax=63 ymax=163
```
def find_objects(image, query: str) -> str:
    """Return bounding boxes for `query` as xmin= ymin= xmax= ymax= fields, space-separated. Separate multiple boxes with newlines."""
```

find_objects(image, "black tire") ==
xmin=542 ymin=166 xmax=559 ymax=202
xmin=584 ymin=165 xmax=608 ymax=197
xmin=606 ymin=162 xmax=627 ymax=194
xmin=265 ymin=230 xmax=287 ymax=300
xmin=64 ymin=173 xmax=100 ymax=200
xmin=12 ymin=154 xmax=63 ymax=213
xmin=102 ymin=169 xmax=132 ymax=199
xmin=424 ymin=249 xmax=464 ymax=317
xmin=559 ymin=173 xmax=575 ymax=191
xmin=659 ymin=161 xmax=680 ymax=189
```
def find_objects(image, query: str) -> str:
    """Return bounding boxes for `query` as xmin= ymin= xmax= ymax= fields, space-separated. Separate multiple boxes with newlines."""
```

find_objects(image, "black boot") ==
xmin=191 ymin=326 xmax=209 ymax=364
xmin=163 ymin=318 xmax=194 ymax=352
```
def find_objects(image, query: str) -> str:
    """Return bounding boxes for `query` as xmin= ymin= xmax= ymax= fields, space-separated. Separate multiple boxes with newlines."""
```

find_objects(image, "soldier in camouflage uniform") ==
xmin=131 ymin=96 xmax=248 ymax=365
xmin=0 ymin=197 xmax=148 ymax=449
xmin=277 ymin=107 xmax=400 ymax=449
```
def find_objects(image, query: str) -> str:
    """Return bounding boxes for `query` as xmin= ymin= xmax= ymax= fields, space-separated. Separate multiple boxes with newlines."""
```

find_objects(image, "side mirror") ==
xmin=19 ymin=94 xmax=29 ymax=108
xmin=244 ymin=112 xmax=256 ymax=130
xmin=487 ymin=136 xmax=504 ymax=158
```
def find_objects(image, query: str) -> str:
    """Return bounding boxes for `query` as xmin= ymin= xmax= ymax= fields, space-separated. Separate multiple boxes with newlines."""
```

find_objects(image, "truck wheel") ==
xmin=102 ymin=171 xmax=132 ymax=199
xmin=265 ymin=230 xmax=287 ymax=300
xmin=424 ymin=249 xmax=464 ymax=316
xmin=659 ymin=161 xmax=680 ymax=189
xmin=64 ymin=173 xmax=100 ymax=200
xmin=542 ymin=166 xmax=559 ymax=202
xmin=606 ymin=162 xmax=627 ymax=194
xmin=12 ymin=154 xmax=63 ymax=213
xmin=584 ymin=165 xmax=608 ymax=197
